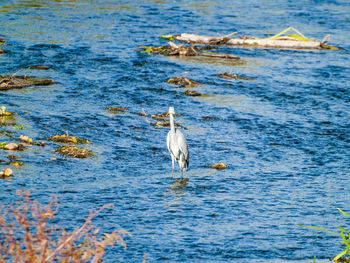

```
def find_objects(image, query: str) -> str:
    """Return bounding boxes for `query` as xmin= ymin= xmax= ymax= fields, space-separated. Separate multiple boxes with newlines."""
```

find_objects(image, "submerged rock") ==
xmin=209 ymin=163 xmax=228 ymax=170
xmin=217 ymin=72 xmax=254 ymax=80
xmin=0 ymin=75 xmax=54 ymax=91
xmin=0 ymin=168 xmax=13 ymax=178
xmin=3 ymin=142 xmax=24 ymax=151
xmin=167 ymin=77 xmax=201 ymax=87
xmin=183 ymin=90 xmax=203 ymax=97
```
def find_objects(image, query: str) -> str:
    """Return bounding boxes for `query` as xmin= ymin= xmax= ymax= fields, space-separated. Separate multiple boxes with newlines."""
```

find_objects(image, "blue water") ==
xmin=0 ymin=0 xmax=349 ymax=262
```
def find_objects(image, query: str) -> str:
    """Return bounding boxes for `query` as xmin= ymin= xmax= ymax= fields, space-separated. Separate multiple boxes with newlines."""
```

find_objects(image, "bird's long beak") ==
xmin=165 ymin=112 xmax=170 ymax=117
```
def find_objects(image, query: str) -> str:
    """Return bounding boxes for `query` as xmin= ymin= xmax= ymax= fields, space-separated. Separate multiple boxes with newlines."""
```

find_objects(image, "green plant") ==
xmin=298 ymin=208 xmax=350 ymax=262
xmin=0 ymin=190 xmax=131 ymax=263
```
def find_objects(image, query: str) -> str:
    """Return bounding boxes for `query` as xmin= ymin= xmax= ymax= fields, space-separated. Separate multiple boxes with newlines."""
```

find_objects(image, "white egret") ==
xmin=166 ymin=107 xmax=189 ymax=177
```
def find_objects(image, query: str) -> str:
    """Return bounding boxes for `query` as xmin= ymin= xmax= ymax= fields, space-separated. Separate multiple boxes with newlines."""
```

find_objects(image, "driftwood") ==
xmin=170 ymin=27 xmax=339 ymax=50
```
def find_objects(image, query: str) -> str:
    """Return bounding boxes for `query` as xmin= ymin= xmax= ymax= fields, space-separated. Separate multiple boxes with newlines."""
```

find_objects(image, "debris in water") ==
xmin=217 ymin=72 xmax=254 ymax=80
xmin=136 ymin=112 xmax=147 ymax=117
xmin=55 ymin=146 xmax=93 ymax=158
xmin=151 ymin=114 xmax=165 ymax=121
xmin=140 ymin=109 xmax=182 ymax=128
xmin=201 ymin=116 xmax=219 ymax=121
xmin=209 ymin=163 xmax=228 ymax=170
xmin=28 ymin=65 xmax=52 ymax=70
xmin=0 ymin=75 xmax=54 ymax=91
xmin=105 ymin=106 xmax=128 ymax=114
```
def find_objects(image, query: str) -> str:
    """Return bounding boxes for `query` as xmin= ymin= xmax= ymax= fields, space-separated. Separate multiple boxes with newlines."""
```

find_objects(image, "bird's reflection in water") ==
xmin=170 ymin=177 xmax=189 ymax=189
xmin=165 ymin=178 xmax=189 ymax=211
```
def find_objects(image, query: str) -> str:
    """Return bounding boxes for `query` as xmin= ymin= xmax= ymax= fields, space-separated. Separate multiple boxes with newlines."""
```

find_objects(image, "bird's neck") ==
xmin=170 ymin=114 xmax=175 ymax=133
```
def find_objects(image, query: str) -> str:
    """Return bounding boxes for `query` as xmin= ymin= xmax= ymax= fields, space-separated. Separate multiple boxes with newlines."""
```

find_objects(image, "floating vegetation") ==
xmin=0 ymin=168 xmax=13 ymax=178
xmin=151 ymin=114 xmax=165 ymax=121
xmin=217 ymin=72 xmax=254 ymax=80
xmin=138 ymin=42 xmax=199 ymax=56
xmin=0 ymin=106 xmax=15 ymax=116
xmin=12 ymin=124 xmax=23 ymax=129
xmin=0 ymin=75 xmax=54 ymax=91
xmin=105 ymin=106 xmax=128 ymax=114
xmin=50 ymin=134 xmax=89 ymax=145
xmin=201 ymin=116 xmax=219 ymax=121
xmin=8 ymin=161 xmax=23 ymax=166
xmin=136 ymin=112 xmax=147 ymax=117
xmin=55 ymin=146 xmax=93 ymax=158
xmin=7 ymin=155 xmax=18 ymax=160
xmin=209 ymin=163 xmax=228 ymax=170
xmin=28 ymin=65 xmax=52 ymax=70
xmin=167 ymin=77 xmax=201 ymax=88
xmin=139 ymin=109 xmax=181 ymax=128
xmin=0 ymin=130 xmax=14 ymax=137
xmin=183 ymin=90 xmax=203 ymax=97
xmin=138 ymin=41 xmax=239 ymax=59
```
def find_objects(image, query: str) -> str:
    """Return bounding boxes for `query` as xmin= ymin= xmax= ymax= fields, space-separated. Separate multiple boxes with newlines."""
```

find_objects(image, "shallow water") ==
xmin=0 ymin=0 xmax=349 ymax=262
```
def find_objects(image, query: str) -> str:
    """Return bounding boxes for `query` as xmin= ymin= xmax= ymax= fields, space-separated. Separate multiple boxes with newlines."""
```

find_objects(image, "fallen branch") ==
xmin=168 ymin=27 xmax=339 ymax=50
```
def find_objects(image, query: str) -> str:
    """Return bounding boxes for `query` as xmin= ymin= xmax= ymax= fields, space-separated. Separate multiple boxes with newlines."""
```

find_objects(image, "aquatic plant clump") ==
xmin=138 ymin=44 xmax=199 ymax=56
xmin=0 ymin=190 xmax=131 ymax=262
xmin=138 ymin=41 xmax=239 ymax=59
xmin=50 ymin=134 xmax=89 ymax=144
xmin=55 ymin=145 xmax=93 ymax=158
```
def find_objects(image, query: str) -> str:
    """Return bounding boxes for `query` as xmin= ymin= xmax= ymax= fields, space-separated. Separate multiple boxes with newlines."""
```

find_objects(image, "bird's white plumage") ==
xmin=166 ymin=107 xmax=189 ymax=176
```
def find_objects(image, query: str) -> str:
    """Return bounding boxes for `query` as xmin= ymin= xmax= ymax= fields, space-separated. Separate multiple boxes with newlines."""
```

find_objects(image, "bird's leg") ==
xmin=181 ymin=169 xmax=183 ymax=180
xmin=171 ymin=156 xmax=175 ymax=174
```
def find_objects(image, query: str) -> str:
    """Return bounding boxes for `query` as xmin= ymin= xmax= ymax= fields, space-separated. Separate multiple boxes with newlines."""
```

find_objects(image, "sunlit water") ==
xmin=0 ymin=0 xmax=349 ymax=262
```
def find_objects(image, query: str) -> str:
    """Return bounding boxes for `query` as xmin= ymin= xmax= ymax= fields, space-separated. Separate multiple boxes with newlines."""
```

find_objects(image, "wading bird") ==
xmin=166 ymin=107 xmax=189 ymax=177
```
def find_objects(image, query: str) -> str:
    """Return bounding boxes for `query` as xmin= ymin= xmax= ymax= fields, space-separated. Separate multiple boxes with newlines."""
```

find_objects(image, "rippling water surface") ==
xmin=0 ymin=0 xmax=349 ymax=262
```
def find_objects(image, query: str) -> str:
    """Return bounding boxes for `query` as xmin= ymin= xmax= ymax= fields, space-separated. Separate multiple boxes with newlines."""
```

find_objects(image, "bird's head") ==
xmin=168 ymin=107 xmax=175 ymax=116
